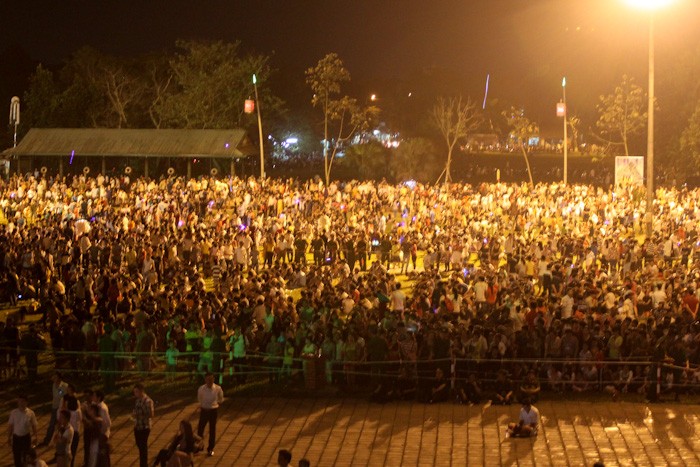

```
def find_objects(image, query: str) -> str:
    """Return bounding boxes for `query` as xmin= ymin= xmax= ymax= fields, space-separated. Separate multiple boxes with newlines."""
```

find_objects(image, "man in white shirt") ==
xmin=560 ymin=289 xmax=575 ymax=319
xmin=390 ymin=283 xmax=406 ymax=313
xmin=198 ymin=372 xmax=224 ymax=457
xmin=8 ymin=395 xmax=38 ymax=467
xmin=507 ymin=398 xmax=540 ymax=438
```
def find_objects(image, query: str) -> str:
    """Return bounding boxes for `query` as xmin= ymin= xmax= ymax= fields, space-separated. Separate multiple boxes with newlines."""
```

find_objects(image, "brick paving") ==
xmin=16 ymin=398 xmax=700 ymax=466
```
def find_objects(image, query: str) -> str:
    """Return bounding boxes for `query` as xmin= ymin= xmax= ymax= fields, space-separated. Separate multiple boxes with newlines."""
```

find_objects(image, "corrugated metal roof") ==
xmin=2 ymin=128 xmax=256 ymax=158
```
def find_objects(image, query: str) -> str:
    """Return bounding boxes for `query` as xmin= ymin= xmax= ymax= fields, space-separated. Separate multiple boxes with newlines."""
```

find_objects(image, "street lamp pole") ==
xmin=562 ymin=77 xmax=568 ymax=185
xmin=253 ymin=73 xmax=265 ymax=180
xmin=645 ymin=15 xmax=655 ymax=237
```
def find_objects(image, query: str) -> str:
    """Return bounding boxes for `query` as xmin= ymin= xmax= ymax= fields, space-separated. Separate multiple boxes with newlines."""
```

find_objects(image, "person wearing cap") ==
xmin=506 ymin=398 xmax=540 ymax=438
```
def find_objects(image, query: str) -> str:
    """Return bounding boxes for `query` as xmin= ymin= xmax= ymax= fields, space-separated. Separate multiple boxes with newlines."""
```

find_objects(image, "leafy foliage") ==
xmin=22 ymin=41 xmax=285 ymax=136
xmin=390 ymin=138 xmax=440 ymax=183
xmin=306 ymin=53 xmax=379 ymax=185
xmin=595 ymin=75 xmax=647 ymax=157
xmin=680 ymin=102 xmax=700 ymax=168
xmin=343 ymin=141 xmax=389 ymax=179
xmin=502 ymin=106 xmax=538 ymax=186
xmin=158 ymin=40 xmax=283 ymax=130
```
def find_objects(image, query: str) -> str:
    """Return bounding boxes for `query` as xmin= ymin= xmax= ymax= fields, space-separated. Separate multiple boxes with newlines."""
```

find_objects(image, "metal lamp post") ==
xmin=562 ymin=77 xmax=568 ymax=185
xmin=623 ymin=0 xmax=676 ymax=237
xmin=252 ymin=73 xmax=265 ymax=180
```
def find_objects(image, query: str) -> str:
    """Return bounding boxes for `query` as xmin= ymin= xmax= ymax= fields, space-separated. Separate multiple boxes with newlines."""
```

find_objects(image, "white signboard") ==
xmin=615 ymin=156 xmax=644 ymax=187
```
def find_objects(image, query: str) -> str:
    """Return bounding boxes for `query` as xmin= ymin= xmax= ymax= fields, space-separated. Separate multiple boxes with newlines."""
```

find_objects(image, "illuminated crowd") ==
xmin=1 ymin=172 xmax=700 ymax=403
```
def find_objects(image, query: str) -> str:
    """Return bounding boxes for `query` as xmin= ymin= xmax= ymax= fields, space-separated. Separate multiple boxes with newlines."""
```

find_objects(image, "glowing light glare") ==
xmin=624 ymin=0 xmax=675 ymax=9
xmin=252 ymin=74 xmax=257 ymax=84
xmin=285 ymin=137 xmax=298 ymax=145
xmin=562 ymin=77 xmax=566 ymax=87
xmin=370 ymin=94 xmax=377 ymax=101
xmin=482 ymin=74 xmax=490 ymax=110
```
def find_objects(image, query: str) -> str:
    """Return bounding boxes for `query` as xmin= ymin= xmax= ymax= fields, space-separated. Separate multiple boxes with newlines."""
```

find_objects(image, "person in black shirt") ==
xmin=429 ymin=368 xmax=449 ymax=403
xmin=379 ymin=236 xmax=392 ymax=269
xmin=356 ymin=236 xmax=368 ymax=271
xmin=457 ymin=373 xmax=483 ymax=405
xmin=294 ymin=237 xmax=308 ymax=265
xmin=344 ymin=237 xmax=356 ymax=270
xmin=311 ymin=237 xmax=324 ymax=266
xmin=492 ymin=370 xmax=514 ymax=405
xmin=326 ymin=235 xmax=339 ymax=263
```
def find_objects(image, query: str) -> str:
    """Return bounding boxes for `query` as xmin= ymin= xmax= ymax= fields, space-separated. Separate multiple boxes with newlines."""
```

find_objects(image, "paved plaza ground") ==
xmin=8 ymin=396 xmax=700 ymax=467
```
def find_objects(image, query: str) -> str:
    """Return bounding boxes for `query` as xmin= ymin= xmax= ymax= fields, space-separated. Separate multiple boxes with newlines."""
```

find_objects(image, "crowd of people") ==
xmin=1 ymin=171 xmax=700 ymax=407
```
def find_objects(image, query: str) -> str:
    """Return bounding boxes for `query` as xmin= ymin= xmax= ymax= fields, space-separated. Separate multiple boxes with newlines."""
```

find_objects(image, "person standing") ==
xmin=53 ymin=410 xmax=74 ymax=467
xmin=197 ymin=372 xmax=223 ymax=457
xmin=39 ymin=371 xmax=68 ymax=447
xmin=8 ymin=395 xmax=38 ymax=467
xmin=132 ymin=383 xmax=154 ymax=467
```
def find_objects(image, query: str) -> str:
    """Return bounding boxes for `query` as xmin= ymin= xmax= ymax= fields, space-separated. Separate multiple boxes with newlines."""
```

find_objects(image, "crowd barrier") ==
xmin=4 ymin=346 xmax=699 ymax=397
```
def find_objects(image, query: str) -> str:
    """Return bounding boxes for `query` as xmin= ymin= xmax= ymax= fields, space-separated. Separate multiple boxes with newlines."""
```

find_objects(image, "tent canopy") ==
xmin=2 ymin=128 xmax=256 ymax=159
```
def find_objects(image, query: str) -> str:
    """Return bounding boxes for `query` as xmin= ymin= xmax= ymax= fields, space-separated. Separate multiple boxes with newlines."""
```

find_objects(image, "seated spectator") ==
xmin=457 ymin=373 xmax=483 ymax=405
xmin=506 ymin=399 xmax=540 ymax=438
xmin=520 ymin=370 xmax=541 ymax=403
xmin=427 ymin=368 xmax=449 ymax=404
xmin=492 ymin=370 xmax=514 ymax=405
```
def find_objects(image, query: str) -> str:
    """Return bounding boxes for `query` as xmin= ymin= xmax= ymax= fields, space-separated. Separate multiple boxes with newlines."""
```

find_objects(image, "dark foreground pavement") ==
xmin=8 ymin=397 xmax=700 ymax=467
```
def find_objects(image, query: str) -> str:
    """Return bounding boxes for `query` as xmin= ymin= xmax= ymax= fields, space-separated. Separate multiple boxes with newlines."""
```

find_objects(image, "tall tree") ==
xmin=390 ymin=138 xmax=440 ymax=183
xmin=502 ymin=107 xmax=538 ymax=186
xmin=680 ymin=101 xmax=700 ymax=168
xmin=23 ymin=65 xmax=59 ymax=129
xmin=343 ymin=141 xmax=389 ymax=180
xmin=595 ymin=75 xmax=647 ymax=157
xmin=306 ymin=53 xmax=378 ymax=185
xmin=158 ymin=40 xmax=283 ymax=130
xmin=62 ymin=47 xmax=143 ymax=128
xmin=431 ymin=96 xmax=480 ymax=184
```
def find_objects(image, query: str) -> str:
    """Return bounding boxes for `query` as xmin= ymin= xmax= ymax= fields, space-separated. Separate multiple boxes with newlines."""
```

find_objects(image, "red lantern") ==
xmin=556 ymin=102 xmax=566 ymax=118
xmin=244 ymin=99 xmax=255 ymax=114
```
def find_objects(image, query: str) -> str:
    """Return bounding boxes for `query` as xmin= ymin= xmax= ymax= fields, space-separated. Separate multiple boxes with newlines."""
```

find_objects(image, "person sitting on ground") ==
xmin=506 ymin=398 xmax=540 ymax=438
xmin=429 ymin=368 xmax=449 ymax=403
xmin=520 ymin=369 xmax=541 ymax=402
xmin=492 ymin=370 xmax=514 ymax=405
xmin=155 ymin=420 xmax=202 ymax=467
xmin=457 ymin=373 xmax=483 ymax=405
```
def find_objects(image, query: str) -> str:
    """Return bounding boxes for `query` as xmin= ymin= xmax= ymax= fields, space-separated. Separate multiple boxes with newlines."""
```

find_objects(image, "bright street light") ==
xmin=624 ymin=0 xmax=675 ymax=10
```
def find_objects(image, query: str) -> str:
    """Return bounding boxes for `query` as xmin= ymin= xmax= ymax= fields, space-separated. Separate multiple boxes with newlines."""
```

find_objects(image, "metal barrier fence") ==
xmin=4 ymin=346 xmax=698 ymax=399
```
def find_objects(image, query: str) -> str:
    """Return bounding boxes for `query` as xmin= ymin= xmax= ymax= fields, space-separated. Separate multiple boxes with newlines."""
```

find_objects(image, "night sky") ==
xmin=1 ymin=0 xmax=698 ymax=135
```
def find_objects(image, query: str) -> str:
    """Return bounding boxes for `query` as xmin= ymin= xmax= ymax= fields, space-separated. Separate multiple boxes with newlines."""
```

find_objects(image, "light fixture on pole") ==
xmin=252 ymin=73 xmax=265 ymax=180
xmin=623 ymin=0 xmax=676 ymax=237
